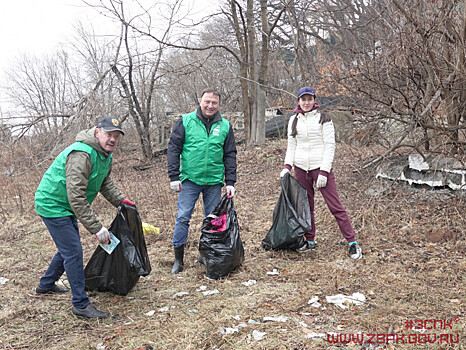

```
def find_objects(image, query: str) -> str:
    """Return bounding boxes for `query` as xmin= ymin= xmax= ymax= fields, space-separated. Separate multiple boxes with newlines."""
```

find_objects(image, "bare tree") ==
xmin=4 ymin=51 xmax=82 ymax=139
xmin=283 ymin=0 xmax=465 ymax=158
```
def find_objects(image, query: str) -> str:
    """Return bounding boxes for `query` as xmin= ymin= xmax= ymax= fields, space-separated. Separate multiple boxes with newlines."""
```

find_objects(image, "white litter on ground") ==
xmin=241 ymin=280 xmax=257 ymax=286
xmin=252 ymin=330 xmax=266 ymax=340
xmin=304 ymin=332 xmax=327 ymax=339
xmin=202 ymin=289 xmax=219 ymax=296
xmin=266 ymin=269 xmax=279 ymax=275
xmin=220 ymin=327 xmax=239 ymax=335
xmin=145 ymin=310 xmax=156 ymax=316
xmin=172 ymin=291 xmax=189 ymax=298
xmin=0 ymin=277 xmax=9 ymax=284
xmin=263 ymin=316 xmax=288 ymax=322
xmin=325 ymin=292 xmax=366 ymax=309
xmin=308 ymin=296 xmax=321 ymax=308
xmin=196 ymin=285 xmax=207 ymax=291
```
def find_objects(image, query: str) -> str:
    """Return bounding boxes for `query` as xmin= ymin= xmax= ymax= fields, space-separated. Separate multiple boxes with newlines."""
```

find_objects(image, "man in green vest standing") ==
xmin=34 ymin=116 xmax=135 ymax=319
xmin=167 ymin=88 xmax=237 ymax=274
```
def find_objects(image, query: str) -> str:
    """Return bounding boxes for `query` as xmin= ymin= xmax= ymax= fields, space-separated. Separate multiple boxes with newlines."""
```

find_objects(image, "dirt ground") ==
xmin=0 ymin=139 xmax=464 ymax=349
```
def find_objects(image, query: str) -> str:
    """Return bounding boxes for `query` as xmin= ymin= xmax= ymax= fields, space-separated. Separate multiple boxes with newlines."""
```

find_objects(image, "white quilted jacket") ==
xmin=284 ymin=110 xmax=335 ymax=173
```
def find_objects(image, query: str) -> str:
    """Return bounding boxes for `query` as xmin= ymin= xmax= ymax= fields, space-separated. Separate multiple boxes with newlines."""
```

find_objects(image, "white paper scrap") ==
xmin=220 ymin=327 xmax=239 ymax=335
xmin=241 ymin=280 xmax=257 ymax=287
xmin=202 ymin=289 xmax=219 ymax=296
xmin=252 ymin=330 xmax=267 ymax=340
xmin=263 ymin=316 xmax=288 ymax=322
xmin=326 ymin=292 xmax=366 ymax=309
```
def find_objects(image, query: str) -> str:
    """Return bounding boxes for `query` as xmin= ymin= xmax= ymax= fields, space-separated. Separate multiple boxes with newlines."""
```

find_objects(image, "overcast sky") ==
xmin=0 ymin=1 xmax=98 ymax=75
xmin=0 ymin=0 xmax=213 ymax=115
xmin=0 ymin=0 xmax=109 ymax=114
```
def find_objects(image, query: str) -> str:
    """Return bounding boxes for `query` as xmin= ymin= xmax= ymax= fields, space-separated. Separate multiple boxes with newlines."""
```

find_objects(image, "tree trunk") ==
xmin=246 ymin=0 xmax=257 ymax=147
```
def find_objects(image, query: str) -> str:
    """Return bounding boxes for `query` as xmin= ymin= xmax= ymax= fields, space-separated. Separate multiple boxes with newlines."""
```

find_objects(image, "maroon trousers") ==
xmin=294 ymin=167 xmax=355 ymax=243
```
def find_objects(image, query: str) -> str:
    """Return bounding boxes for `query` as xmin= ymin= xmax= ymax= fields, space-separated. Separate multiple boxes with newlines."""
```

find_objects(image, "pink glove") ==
xmin=120 ymin=199 xmax=135 ymax=206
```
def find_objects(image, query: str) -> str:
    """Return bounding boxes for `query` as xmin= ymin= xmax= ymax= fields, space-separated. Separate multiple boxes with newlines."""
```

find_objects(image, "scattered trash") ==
xmin=202 ymin=289 xmax=219 ymax=296
xmin=172 ymin=291 xmax=189 ymax=298
xmin=241 ymin=280 xmax=257 ymax=287
xmin=220 ymin=327 xmax=239 ymax=335
xmin=413 ymin=327 xmax=427 ymax=333
xmin=267 ymin=269 xmax=279 ymax=275
xmin=232 ymin=314 xmax=241 ymax=320
xmin=326 ymin=292 xmax=366 ymax=309
xmin=158 ymin=306 xmax=169 ymax=312
xmin=304 ymin=332 xmax=326 ymax=339
xmin=196 ymin=285 xmax=207 ymax=291
xmin=145 ymin=310 xmax=155 ymax=316
xmin=142 ymin=222 xmax=160 ymax=234
xmin=96 ymin=343 xmax=106 ymax=350
xmin=248 ymin=319 xmax=261 ymax=324
xmin=252 ymin=330 xmax=266 ymax=340
xmin=308 ymin=296 xmax=321 ymax=308
xmin=263 ymin=316 xmax=288 ymax=322
xmin=0 ymin=277 xmax=9 ymax=284
xmin=188 ymin=309 xmax=198 ymax=313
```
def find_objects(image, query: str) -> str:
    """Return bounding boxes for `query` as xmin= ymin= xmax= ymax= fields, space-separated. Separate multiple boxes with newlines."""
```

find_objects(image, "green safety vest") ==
xmin=180 ymin=111 xmax=230 ymax=185
xmin=35 ymin=142 xmax=112 ymax=218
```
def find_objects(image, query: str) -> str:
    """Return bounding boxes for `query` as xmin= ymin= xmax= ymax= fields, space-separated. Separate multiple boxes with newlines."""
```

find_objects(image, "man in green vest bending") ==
xmin=167 ymin=88 xmax=237 ymax=274
xmin=34 ymin=116 xmax=135 ymax=319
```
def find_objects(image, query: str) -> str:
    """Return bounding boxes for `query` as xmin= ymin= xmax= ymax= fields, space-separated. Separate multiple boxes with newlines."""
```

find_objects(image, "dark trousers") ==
xmin=294 ymin=167 xmax=355 ymax=243
xmin=39 ymin=216 xmax=90 ymax=309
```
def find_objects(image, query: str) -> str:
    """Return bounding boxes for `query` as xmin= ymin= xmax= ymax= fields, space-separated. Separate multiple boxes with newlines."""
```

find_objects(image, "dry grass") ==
xmin=0 ymin=138 xmax=464 ymax=350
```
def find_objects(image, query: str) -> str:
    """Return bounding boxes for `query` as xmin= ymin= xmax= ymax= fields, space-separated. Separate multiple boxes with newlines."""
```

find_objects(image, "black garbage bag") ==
xmin=262 ymin=172 xmax=312 ymax=251
xmin=84 ymin=203 xmax=151 ymax=295
xmin=199 ymin=195 xmax=244 ymax=280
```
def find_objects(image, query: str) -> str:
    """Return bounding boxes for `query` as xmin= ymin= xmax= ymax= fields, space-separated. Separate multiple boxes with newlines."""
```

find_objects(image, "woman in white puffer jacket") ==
xmin=280 ymin=86 xmax=362 ymax=260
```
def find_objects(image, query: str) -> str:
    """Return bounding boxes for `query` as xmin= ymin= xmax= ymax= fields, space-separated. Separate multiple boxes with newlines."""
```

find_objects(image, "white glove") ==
xmin=280 ymin=168 xmax=290 ymax=178
xmin=226 ymin=186 xmax=235 ymax=197
xmin=170 ymin=180 xmax=182 ymax=192
xmin=316 ymin=174 xmax=328 ymax=188
xmin=95 ymin=227 xmax=110 ymax=244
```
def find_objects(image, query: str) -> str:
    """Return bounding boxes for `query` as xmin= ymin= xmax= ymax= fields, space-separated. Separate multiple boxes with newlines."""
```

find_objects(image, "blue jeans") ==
xmin=39 ymin=216 xmax=90 ymax=309
xmin=172 ymin=180 xmax=222 ymax=247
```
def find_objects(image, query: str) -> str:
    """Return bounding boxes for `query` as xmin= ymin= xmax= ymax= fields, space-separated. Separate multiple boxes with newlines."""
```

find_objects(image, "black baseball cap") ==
xmin=96 ymin=116 xmax=124 ymax=135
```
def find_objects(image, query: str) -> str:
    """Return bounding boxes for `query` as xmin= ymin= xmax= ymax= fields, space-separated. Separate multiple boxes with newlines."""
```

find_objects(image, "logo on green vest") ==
xmin=212 ymin=125 xmax=221 ymax=136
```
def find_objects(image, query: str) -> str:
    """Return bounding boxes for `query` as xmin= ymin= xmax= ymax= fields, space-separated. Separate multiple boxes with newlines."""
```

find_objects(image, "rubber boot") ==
xmin=170 ymin=245 xmax=184 ymax=274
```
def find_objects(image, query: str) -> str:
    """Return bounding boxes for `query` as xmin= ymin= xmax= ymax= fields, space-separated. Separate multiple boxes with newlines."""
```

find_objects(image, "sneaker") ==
xmin=296 ymin=240 xmax=316 ymax=253
xmin=35 ymin=284 xmax=69 ymax=294
xmin=349 ymin=243 xmax=362 ymax=260
xmin=72 ymin=303 xmax=110 ymax=319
